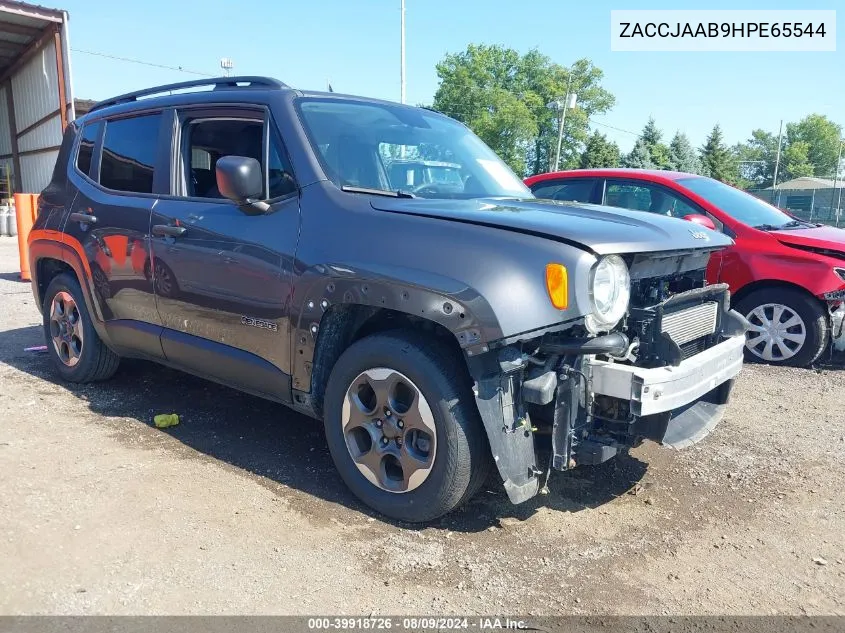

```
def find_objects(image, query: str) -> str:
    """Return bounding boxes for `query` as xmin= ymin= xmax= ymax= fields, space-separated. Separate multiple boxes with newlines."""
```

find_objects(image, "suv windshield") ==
xmin=678 ymin=176 xmax=801 ymax=230
xmin=297 ymin=98 xmax=530 ymax=199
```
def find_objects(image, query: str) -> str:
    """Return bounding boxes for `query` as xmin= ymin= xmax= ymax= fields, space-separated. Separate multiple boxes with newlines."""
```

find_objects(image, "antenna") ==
xmin=220 ymin=58 xmax=234 ymax=77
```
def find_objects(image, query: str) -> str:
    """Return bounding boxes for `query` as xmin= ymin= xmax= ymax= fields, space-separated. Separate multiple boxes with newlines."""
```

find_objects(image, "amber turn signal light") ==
xmin=545 ymin=263 xmax=568 ymax=310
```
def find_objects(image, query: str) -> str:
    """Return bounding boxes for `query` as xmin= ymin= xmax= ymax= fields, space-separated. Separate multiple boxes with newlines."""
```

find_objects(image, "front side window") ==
xmin=76 ymin=121 xmax=101 ymax=178
xmin=100 ymin=114 xmax=161 ymax=194
xmin=530 ymin=179 xmax=595 ymax=203
xmin=181 ymin=118 xmax=296 ymax=199
xmin=297 ymin=99 xmax=530 ymax=199
xmin=267 ymin=132 xmax=296 ymax=198
xmin=604 ymin=182 xmax=652 ymax=212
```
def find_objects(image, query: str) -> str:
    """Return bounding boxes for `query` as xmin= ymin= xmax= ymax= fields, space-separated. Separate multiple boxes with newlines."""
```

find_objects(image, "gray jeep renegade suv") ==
xmin=28 ymin=76 xmax=747 ymax=522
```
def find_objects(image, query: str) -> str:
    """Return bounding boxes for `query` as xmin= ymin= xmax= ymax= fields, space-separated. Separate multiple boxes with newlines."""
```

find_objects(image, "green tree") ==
xmin=700 ymin=124 xmax=738 ymax=184
xmin=579 ymin=131 xmax=620 ymax=168
xmin=668 ymin=132 xmax=701 ymax=174
xmin=733 ymin=129 xmax=779 ymax=187
xmin=639 ymin=117 xmax=671 ymax=168
xmin=432 ymin=44 xmax=615 ymax=176
xmin=621 ymin=138 xmax=655 ymax=169
xmin=786 ymin=114 xmax=843 ymax=177
xmin=781 ymin=140 xmax=814 ymax=180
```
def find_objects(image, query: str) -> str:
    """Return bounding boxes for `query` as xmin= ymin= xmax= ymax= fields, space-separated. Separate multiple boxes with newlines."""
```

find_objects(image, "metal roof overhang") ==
xmin=0 ymin=1 xmax=64 ymax=81
xmin=0 ymin=1 xmax=71 ymax=193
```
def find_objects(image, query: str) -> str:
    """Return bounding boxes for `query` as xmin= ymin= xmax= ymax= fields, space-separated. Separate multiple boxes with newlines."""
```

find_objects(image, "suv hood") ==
xmin=370 ymin=197 xmax=733 ymax=255
xmin=771 ymin=225 xmax=845 ymax=258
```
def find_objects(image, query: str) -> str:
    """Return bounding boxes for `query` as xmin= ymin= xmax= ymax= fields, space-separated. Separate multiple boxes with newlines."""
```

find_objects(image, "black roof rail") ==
xmin=88 ymin=76 xmax=289 ymax=114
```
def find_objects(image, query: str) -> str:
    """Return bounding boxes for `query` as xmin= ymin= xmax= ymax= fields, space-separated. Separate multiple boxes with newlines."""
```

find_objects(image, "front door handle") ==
xmin=152 ymin=224 xmax=186 ymax=238
xmin=69 ymin=212 xmax=97 ymax=225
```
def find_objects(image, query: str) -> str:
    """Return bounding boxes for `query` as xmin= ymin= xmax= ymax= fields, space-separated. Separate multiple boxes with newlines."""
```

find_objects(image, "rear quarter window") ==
xmin=531 ymin=179 xmax=595 ymax=203
xmin=76 ymin=122 xmax=102 ymax=178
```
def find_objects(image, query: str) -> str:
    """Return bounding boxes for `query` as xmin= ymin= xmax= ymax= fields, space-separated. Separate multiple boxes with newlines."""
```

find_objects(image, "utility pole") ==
xmin=400 ymin=0 xmax=406 ymax=104
xmin=220 ymin=58 xmax=233 ymax=77
xmin=772 ymin=119 xmax=784 ymax=206
xmin=832 ymin=139 xmax=843 ymax=225
xmin=552 ymin=73 xmax=576 ymax=173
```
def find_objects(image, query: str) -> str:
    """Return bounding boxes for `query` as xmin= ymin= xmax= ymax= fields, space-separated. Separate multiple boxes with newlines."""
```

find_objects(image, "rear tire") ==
xmin=736 ymin=288 xmax=828 ymax=367
xmin=42 ymin=273 xmax=120 ymax=383
xmin=323 ymin=330 xmax=491 ymax=522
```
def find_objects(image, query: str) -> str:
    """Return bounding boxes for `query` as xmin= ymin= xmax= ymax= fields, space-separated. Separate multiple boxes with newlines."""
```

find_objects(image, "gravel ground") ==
xmin=0 ymin=235 xmax=843 ymax=615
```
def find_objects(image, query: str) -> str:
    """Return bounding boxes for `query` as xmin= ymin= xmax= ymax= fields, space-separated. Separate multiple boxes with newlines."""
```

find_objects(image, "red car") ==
xmin=525 ymin=169 xmax=845 ymax=367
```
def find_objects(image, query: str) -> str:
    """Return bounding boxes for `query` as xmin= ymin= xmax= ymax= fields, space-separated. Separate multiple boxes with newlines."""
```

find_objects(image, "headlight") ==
xmin=834 ymin=267 xmax=845 ymax=282
xmin=585 ymin=255 xmax=630 ymax=334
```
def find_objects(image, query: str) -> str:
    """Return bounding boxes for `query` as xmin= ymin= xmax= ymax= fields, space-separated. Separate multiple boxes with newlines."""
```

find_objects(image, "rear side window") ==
xmin=100 ymin=114 xmax=162 ymax=194
xmin=531 ymin=179 xmax=595 ymax=203
xmin=76 ymin=122 xmax=101 ymax=177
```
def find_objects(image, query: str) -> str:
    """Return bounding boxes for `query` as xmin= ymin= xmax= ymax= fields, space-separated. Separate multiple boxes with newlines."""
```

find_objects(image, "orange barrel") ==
xmin=14 ymin=193 xmax=34 ymax=281
xmin=30 ymin=194 xmax=39 ymax=223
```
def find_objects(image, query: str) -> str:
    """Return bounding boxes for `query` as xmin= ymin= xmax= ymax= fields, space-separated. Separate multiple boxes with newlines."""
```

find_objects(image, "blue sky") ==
xmin=63 ymin=0 xmax=841 ymax=153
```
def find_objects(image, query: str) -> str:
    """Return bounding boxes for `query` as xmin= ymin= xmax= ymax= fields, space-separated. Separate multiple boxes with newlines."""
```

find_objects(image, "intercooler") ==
xmin=660 ymin=301 xmax=719 ymax=346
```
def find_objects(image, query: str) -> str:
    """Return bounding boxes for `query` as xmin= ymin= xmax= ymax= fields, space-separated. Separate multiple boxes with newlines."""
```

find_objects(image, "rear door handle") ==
xmin=69 ymin=212 xmax=97 ymax=225
xmin=152 ymin=224 xmax=186 ymax=238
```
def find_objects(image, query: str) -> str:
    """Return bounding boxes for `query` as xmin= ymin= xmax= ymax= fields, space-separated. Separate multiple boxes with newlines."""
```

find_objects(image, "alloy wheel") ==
xmin=341 ymin=368 xmax=437 ymax=493
xmin=49 ymin=291 xmax=84 ymax=367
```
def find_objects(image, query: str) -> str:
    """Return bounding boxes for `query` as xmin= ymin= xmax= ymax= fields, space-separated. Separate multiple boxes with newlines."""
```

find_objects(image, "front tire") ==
xmin=42 ymin=273 xmax=120 ymax=383
xmin=323 ymin=331 xmax=490 ymax=522
xmin=736 ymin=288 xmax=828 ymax=367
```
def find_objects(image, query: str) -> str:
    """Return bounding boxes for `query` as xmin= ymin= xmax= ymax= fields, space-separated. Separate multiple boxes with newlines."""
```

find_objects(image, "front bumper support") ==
xmin=588 ymin=333 xmax=746 ymax=417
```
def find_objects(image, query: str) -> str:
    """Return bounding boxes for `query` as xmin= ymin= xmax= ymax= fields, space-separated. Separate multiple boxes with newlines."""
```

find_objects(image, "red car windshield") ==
xmin=678 ymin=177 xmax=807 ymax=230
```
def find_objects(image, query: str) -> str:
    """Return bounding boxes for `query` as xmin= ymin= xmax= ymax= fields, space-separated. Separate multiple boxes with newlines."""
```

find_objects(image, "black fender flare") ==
xmin=290 ymin=262 xmax=504 ymax=395
xmin=290 ymin=263 xmax=543 ymax=505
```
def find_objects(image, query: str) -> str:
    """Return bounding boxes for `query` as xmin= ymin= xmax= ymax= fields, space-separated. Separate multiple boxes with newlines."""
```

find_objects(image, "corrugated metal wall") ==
xmin=18 ymin=114 xmax=60 ymax=153
xmin=0 ymin=85 xmax=12 ymax=194
xmin=19 ymin=153 xmax=57 ymax=192
xmin=13 ymin=39 xmax=59 ymax=131
xmin=12 ymin=38 xmax=62 ymax=193
xmin=0 ymin=85 xmax=11 ymax=157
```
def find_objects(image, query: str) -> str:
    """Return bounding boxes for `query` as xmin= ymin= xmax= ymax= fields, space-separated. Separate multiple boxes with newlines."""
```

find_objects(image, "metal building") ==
xmin=0 ymin=1 xmax=73 ymax=199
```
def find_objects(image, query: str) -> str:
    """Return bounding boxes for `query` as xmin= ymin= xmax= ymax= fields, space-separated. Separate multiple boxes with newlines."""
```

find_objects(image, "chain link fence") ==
xmin=749 ymin=187 xmax=845 ymax=226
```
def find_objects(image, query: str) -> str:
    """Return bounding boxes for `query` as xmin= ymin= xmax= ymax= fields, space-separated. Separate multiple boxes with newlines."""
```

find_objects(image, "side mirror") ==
xmin=683 ymin=214 xmax=716 ymax=232
xmin=215 ymin=156 xmax=268 ymax=213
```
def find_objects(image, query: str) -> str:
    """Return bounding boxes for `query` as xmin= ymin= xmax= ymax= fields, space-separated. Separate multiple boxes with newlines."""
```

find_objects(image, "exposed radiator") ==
xmin=661 ymin=302 xmax=718 ymax=346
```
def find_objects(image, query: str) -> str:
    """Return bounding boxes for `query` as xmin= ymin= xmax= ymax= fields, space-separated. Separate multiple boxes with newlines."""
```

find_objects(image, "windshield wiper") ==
xmin=779 ymin=220 xmax=812 ymax=230
xmin=755 ymin=220 xmax=812 ymax=231
xmin=752 ymin=224 xmax=790 ymax=231
xmin=341 ymin=185 xmax=416 ymax=199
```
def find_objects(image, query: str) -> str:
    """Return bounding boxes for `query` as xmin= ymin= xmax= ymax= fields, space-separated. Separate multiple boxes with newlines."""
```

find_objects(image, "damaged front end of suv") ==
xmin=466 ymin=241 xmax=748 ymax=505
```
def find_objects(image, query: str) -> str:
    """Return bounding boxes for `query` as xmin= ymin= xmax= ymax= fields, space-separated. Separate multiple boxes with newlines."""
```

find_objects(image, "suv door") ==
xmin=149 ymin=106 xmax=299 ymax=402
xmin=602 ymin=178 xmax=726 ymax=282
xmin=62 ymin=112 xmax=168 ymax=359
